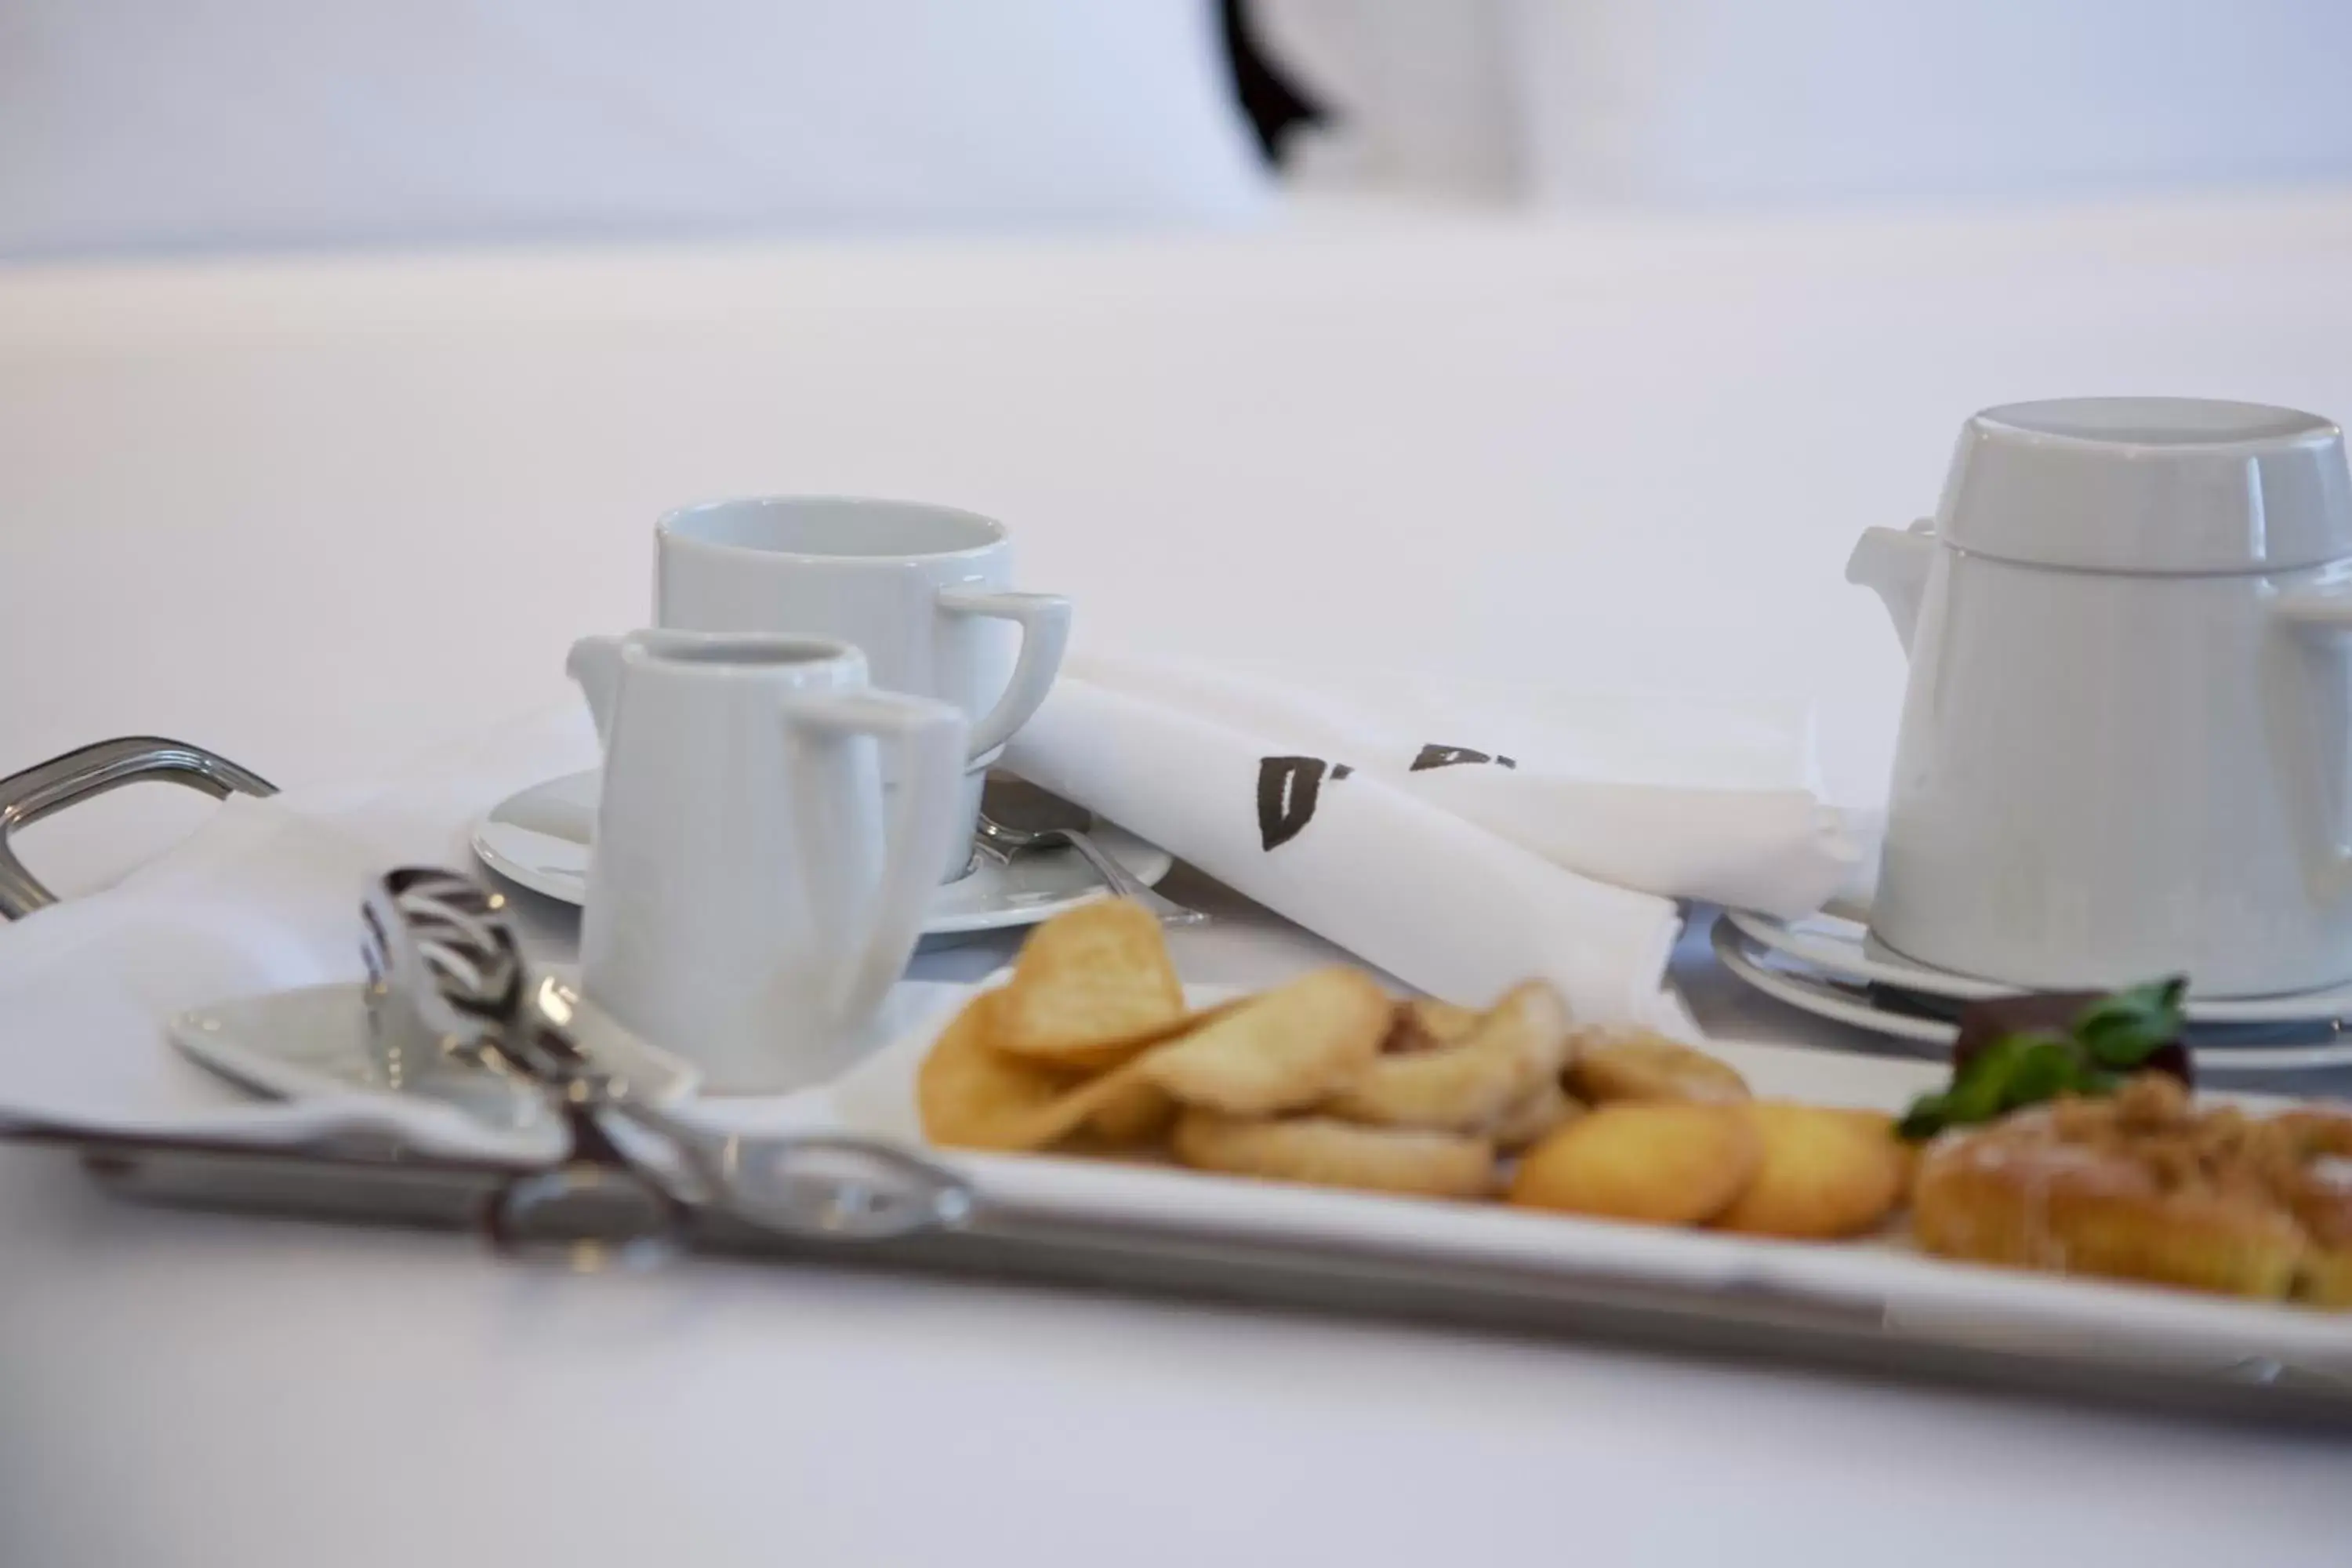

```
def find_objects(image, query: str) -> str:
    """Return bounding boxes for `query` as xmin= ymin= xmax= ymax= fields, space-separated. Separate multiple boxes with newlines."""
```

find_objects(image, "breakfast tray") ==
xmin=17 ymin=1120 xmax=2352 ymax=1428
xmin=7 ymin=739 xmax=2352 ymax=1430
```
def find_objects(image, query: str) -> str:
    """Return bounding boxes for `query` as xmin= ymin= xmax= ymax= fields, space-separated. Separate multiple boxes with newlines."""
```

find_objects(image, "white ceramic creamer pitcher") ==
xmin=1848 ymin=397 xmax=2352 ymax=997
xmin=569 ymin=630 xmax=967 ymax=1093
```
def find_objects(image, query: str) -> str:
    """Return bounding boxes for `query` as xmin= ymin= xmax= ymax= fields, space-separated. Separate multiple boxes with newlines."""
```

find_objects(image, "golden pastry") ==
xmin=1911 ymin=1075 xmax=2310 ymax=1301
xmin=1508 ymin=1103 xmax=1760 ymax=1225
xmin=1712 ymin=1103 xmax=1907 ymax=1240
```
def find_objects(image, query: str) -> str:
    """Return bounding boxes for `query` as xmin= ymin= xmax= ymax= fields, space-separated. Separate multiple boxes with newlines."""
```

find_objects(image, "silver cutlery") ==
xmin=362 ymin=868 xmax=973 ymax=1259
xmin=975 ymin=775 xmax=1205 ymax=927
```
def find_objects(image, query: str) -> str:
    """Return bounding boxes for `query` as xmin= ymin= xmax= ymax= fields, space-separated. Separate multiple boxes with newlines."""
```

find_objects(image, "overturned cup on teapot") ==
xmin=1849 ymin=397 xmax=2352 ymax=998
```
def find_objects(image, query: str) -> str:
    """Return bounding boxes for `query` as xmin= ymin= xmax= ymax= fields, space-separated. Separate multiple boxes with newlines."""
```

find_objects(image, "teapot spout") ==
xmin=1846 ymin=521 xmax=1938 ymax=656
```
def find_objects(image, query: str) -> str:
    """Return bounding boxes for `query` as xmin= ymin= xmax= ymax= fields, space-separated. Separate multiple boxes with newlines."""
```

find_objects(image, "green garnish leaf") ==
xmin=2001 ymin=1035 xmax=2081 ymax=1109
xmin=1896 ymin=1096 xmax=1951 ymax=1141
xmin=2072 ymin=977 xmax=2187 ymax=1069
xmin=1895 ymin=978 xmax=2187 ymax=1141
xmin=1943 ymin=1036 xmax=2026 ymax=1124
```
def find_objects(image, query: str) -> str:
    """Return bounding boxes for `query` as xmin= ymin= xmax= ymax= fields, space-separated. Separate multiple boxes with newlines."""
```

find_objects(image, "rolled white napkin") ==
xmin=1004 ymin=673 xmax=1690 ymax=1028
xmin=1063 ymin=654 xmax=1860 ymax=916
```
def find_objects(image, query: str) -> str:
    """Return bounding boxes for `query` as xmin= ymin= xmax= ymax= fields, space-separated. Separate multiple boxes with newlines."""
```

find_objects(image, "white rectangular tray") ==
xmin=6 ymin=741 xmax=2349 ymax=1423
xmin=30 ymin=970 xmax=2341 ymax=1425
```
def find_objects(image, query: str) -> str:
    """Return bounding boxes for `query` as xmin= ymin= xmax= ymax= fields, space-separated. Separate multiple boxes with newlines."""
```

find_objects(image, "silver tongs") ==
xmin=361 ymin=867 xmax=973 ymax=1261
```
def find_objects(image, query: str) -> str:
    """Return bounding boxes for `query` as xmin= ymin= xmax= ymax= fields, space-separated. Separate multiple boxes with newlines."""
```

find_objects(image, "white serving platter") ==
xmin=101 ymin=972 xmax=2352 ymax=1388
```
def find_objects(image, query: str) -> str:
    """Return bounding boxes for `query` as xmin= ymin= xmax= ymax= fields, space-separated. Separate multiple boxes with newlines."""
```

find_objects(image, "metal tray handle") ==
xmin=0 ymin=737 xmax=276 ymax=919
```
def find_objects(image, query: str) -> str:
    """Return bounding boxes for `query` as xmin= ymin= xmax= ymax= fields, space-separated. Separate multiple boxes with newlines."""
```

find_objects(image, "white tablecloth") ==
xmin=6 ymin=192 xmax=2352 ymax=1564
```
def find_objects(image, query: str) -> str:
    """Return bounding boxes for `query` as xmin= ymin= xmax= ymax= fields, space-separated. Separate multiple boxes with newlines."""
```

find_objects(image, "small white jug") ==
xmin=1849 ymin=397 xmax=2352 ymax=996
xmin=568 ymin=630 xmax=967 ymax=1093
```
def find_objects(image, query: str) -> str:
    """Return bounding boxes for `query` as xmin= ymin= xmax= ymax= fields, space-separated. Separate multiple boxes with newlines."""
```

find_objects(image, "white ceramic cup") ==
xmin=1849 ymin=397 xmax=2352 ymax=996
xmin=569 ymin=629 xmax=967 ymax=1094
xmin=656 ymin=497 xmax=1071 ymax=881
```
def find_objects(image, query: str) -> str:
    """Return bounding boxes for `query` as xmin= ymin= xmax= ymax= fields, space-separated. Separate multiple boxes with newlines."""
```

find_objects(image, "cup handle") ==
xmin=777 ymin=689 xmax=969 ymax=1034
xmin=565 ymin=633 xmax=629 ymax=746
xmin=935 ymin=586 xmax=1072 ymax=757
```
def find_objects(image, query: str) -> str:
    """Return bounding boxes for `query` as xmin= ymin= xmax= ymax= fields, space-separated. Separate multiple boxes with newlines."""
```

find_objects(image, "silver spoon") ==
xmin=975 ymin=775 xmax=1206 ymax=927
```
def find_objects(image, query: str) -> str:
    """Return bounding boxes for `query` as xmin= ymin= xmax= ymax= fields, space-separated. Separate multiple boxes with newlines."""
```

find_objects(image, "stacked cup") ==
xmin=574 ymin=497 xmax=1070 ymax=1094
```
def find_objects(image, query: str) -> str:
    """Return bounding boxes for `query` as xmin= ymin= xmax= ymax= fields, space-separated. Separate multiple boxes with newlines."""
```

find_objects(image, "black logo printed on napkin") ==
xmin=1257 ymin=756 xmax=1351 ymax=851
xmin=1409 ymin=743 xmax=1516 ymax=772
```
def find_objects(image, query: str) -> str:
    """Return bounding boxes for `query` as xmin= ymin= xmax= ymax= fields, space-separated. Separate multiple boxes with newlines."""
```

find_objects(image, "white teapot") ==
xmin=569 ymin=629 xmax=967 ymax=1092
xmin=1847 ymin=397 xmax=2352 ymax=997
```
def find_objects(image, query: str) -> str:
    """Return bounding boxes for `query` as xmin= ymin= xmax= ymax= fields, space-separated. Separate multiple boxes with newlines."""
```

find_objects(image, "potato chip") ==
xmin=1507 ymin=1102 xmax=1760 ymax=1225
xmin=1324 ymin=981 xmax=1572 ymax=1133
xmin=1711 ymin=1102 xmax=1907 ymax=1240
xmin=1082 ymin=1076 xmax=1179 ymax=1148
xmin=1142 ymin=967 xmax=1392 ymax=1116
xmin=916 ymin=993 xmax=1141 ymax=1153
xmin=1414 ymin=998 xmax=1483 ymax=1038
xmin=1566 ymin=1029 xmax=1749 ymax=1105
xmin=1016 ymin=1004 xmax=1231 ymax=1075
xmin=1488 ymin=1080 xmax=1582 ymax=1152
xmin=1383 ymin=998 xmax=1483 ymax=1054
xmin=1171 ymin=1112 xmax=1494 ymax=1198
xmin=992 ymin=899 xmax=1187 ymax=1067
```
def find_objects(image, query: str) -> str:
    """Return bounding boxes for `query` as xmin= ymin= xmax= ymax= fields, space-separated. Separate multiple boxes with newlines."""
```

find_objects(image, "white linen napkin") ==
xmin=1058 ymin=655 xmax=1860 ymax=916
xmin=1000 ymin=679 xmax=1652 ymax=1026
xmin=1001 ymin=655 xmax=1859 ymax=1026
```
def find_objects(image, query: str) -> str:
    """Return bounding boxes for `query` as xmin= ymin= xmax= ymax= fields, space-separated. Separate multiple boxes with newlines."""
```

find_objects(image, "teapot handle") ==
xmin=778 ymin=690 xmax=969 ymax=1033
xmin=2269 ymin=583 xmax=2352 ymax=898
xmin=2273 ymin=583 xmax=2352 ymax=633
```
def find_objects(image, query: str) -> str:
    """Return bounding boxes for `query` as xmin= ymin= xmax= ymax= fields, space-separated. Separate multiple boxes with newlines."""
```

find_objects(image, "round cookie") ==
xmin=1711 ymin=1102 xmax=1908 ymax=1240
xmin=1507 ymin=1103 xmax=1760 ymax=1225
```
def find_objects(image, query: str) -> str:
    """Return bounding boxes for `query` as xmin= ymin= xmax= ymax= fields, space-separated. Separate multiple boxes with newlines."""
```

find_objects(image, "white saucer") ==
xmin=1710 ymin=919 xmax=2352 ymax=1074
xmin=1724 ymin=907 xmax=2352 ymax=1028
xmin=471 ymin=770 xmax=1175 ymax=937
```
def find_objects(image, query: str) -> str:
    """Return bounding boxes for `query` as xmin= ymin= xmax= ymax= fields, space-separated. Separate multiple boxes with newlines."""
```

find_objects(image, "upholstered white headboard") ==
xmin=1260 ymin=0 xmax=2352 ymax=204
xmin=0 ymin=0 xmax=1272 ymax=257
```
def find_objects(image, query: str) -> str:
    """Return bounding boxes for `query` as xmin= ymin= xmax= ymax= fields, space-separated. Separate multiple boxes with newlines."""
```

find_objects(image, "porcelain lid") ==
xmin=1936 ymin=397 xmax=2352 ymax=573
